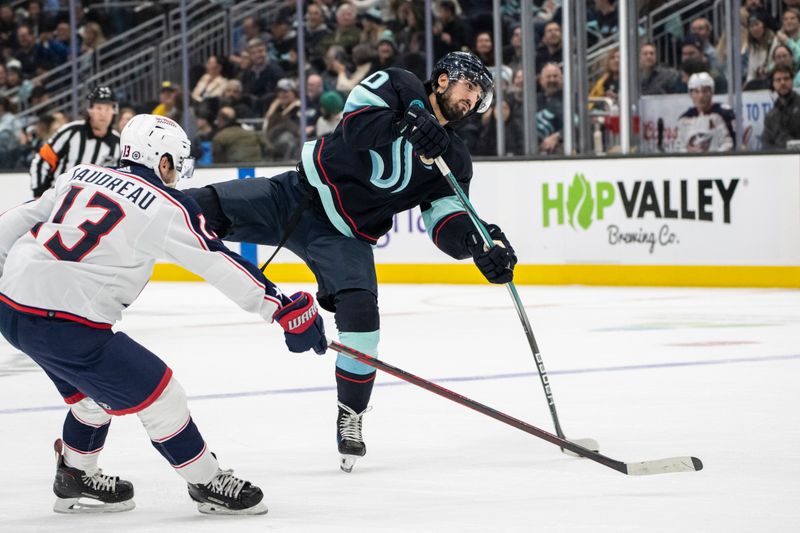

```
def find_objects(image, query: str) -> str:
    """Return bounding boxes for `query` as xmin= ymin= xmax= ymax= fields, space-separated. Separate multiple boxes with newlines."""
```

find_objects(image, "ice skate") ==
xmin=52 ymin=439 xmax=135 ymax=514
xmin=187 ymin=468 xmax=267 ymax=515
xmin=337 ymin=402 xmax=371 ymax=473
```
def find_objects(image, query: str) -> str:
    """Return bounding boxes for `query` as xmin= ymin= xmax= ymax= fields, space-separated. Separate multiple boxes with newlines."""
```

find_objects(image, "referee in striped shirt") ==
xmin=30 ymin=86 xmax=121 ymax=197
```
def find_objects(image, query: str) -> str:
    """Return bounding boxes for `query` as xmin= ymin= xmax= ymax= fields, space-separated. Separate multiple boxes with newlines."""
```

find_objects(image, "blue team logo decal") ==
xmin=369 ymin=137 xmax=413 ymax=194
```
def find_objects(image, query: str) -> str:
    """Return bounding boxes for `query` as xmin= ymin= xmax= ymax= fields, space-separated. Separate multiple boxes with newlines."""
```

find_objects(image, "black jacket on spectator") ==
xmin=762 ymin=91 xmax=800 ymax=150
xmin=641 ymin=66 xmax=681 ymax=95
xmin=240 ymin=62 xmax=285 ymax=108
xmin=536 ymin=46 xmax=563 ymax=71
xmin=15 ymin=43 xmax=56 ymax=77
xmin=433 ymin=17 xmax=473 ymax=58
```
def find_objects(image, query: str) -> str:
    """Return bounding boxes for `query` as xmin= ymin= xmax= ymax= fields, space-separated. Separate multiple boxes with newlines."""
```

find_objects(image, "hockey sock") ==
xmin=336 ymin=367 xmax=377 ymax=413
xmin=335 ymin=331 xmax=379 ymax=412
xmin=62 ymin=398 xmax=111 ymax=474
xmin=137 ymin=378 xmax=218 ymax=484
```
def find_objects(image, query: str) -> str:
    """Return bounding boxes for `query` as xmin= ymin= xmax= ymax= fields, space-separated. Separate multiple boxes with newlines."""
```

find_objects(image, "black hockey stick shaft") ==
xmin=329 ymin=341 xmax=702 ymax=476
xmin=432 ymin=156 xmax=567 ymax=440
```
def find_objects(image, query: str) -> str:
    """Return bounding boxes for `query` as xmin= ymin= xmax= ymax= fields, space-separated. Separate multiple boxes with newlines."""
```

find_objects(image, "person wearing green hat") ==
xmin=315 ymin=91 xmax=344 ymax=137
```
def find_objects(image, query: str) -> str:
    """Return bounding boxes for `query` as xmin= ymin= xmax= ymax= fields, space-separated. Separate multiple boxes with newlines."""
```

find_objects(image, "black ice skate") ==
xmin=187 ymin=468 xmax=267 ymax=515
xmin=337 ymin=402 xmax=371 ymax=473
xmin=52 ymin=438 xmax=135 ymax=514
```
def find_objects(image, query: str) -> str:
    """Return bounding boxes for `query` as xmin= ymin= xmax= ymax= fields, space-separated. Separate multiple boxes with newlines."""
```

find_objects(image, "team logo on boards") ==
xmin=541 ymin=173 xmax=740 ymax=253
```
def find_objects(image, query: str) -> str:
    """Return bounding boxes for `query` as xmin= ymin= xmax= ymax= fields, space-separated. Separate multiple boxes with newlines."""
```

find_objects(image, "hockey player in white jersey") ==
xmin=0 ymin=114 xmax=327 ymax=515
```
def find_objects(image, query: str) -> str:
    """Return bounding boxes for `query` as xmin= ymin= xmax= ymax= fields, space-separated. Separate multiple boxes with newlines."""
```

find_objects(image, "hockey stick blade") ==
xmin=329 ymin=341 xmax=703 ymax=476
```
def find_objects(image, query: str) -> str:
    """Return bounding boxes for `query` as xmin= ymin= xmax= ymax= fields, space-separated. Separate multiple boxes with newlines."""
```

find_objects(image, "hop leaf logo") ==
xmin=566 ymin=173 xmax=594 ymax=230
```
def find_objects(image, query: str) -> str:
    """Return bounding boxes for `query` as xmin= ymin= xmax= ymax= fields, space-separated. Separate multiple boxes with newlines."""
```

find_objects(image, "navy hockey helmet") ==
xmin=431 ymin=51 xmax=494 ymax=114
xmin=87 ymin=85 xmax=117 ymax=106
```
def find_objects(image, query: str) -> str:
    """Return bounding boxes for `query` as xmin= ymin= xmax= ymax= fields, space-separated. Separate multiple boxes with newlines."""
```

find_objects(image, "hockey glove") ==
xmin=466 ymin=225 xmax=518 ymax=285
xmin=274 ymin=292 xmax=327 ymax=355
xmin=400 ymin=103 xmax=450 ymax=160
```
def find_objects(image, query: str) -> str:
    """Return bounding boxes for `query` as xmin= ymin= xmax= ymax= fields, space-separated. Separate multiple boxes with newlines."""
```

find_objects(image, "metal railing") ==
xmin=10 ymin=0 xmax=280 ymax=124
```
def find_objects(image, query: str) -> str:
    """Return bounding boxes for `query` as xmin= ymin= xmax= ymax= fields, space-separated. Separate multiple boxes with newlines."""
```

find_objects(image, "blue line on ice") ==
xmin=1 ymin=353 xmax=797 ymax=415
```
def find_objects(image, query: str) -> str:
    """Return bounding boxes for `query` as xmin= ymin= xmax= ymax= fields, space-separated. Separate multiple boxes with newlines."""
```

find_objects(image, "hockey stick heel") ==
xmin=562 ymin=438 xmax=600 ymax=456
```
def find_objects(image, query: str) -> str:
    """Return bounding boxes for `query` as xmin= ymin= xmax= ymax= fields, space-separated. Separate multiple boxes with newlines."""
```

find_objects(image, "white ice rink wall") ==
xmin=2 ymin=153 xmax=798 ymax=287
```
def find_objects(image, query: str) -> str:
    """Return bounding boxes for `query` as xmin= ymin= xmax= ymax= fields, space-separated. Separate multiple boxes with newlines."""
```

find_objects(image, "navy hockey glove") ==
xmin=401 ymin=103 xmax=450 ymax=159
xmin=466 ymin=225 xmax=518 ymax=285
xmin=274 ymin=292 xmax=327 ymax=355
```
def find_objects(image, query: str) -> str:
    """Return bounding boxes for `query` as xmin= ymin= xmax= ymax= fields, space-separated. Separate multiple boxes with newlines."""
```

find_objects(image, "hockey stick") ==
xmin=431 ymin=156 xmax=598 ymax=455
xmin=329 ymin=341 xmax=702 ymax=475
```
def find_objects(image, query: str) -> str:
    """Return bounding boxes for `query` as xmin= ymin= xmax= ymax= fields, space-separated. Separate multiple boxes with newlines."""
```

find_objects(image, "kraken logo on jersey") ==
xmin=368 ymin=137 xmax=413 ymax=194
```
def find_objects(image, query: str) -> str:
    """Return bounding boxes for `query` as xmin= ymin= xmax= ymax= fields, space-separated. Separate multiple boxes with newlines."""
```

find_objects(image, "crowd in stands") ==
xmin=2 ymin=0 xmax=800 ymax=170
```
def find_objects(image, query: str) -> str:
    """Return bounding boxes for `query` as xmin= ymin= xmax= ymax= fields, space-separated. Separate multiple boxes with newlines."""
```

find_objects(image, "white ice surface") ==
xmin=0 ymin=283 xmax=798 ymax=532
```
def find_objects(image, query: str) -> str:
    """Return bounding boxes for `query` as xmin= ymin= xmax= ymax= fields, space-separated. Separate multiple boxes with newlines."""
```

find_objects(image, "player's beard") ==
xmin=436 ymin=85 xmax=472 ymax=122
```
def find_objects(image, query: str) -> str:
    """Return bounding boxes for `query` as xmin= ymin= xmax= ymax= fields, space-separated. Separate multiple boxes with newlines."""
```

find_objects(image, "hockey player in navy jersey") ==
xmin=186 ymin=52 xmax=517 ymax=473
xmin=0 ymin=114 xmax=326 ymax=515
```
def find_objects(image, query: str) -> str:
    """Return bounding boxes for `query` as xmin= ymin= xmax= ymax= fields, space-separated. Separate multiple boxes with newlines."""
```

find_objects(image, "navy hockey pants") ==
xmin=0 ymin=298 xmax=170 ymax=413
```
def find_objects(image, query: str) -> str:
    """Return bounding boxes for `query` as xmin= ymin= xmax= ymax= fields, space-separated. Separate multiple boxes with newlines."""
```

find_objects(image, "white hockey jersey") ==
xmin=675 ymin=103 xmax=736 ymax=153
xmin=0 ymin=163 xmax=286 ymax=327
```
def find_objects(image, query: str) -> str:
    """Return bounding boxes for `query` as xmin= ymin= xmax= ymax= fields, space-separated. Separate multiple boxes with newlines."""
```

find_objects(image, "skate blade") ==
xmin=340 ymin=454 xmax=359 ymax=473
xmin=196 ymin=501 xmax=268 ymax=515
xmin=561 ymin=438 xmax=600 ymax=457
xmin=54 ymin=496 xmax=135 ymax=514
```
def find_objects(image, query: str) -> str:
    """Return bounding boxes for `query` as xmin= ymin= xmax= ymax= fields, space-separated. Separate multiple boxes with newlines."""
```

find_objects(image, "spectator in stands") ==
xmin=315 ymin=2 xmax=361 ymax=58
xmin=21 ymin=1 xmax=45 ymax=38
xmin=589 ymin=47 xmax=620 ymax=102
xmin=267 ymin=13 xmax=296 ymax=72
xmin=321 ymin=45 xmax=347 ymax=92
xmin=681 ymin=34 xmax=727 ymax=93
xmin=742 ymin=0 xmax=779 ymax=31
xmin=372 ymin=30 xmax=398 ymax=72
xmin=233 ymin=16 xmax=266 ymax=56
xmin=49 ymin=21 xmax=74 ymax=58
xmin=770 ymin=44 xmax=800 ymax=87
xmin=191 ymin=55 xmax=229 ymax=105
xmin=640 ymin=42 xmax=681 ymax=95
xmin=152 ymin=81 xmax=181 ymax=122
xmin=762 ymin=64 xmax=800 ymax=149
xmin=689 ymin=18 xmax=720 ymax=72
xmin=676 ymin=72 xmax=735 ymax=153
xmin=335 ymin=43 xmax=374 ymax=95
xmin=473 ymin=31 xmax=495 ymax=67
xmin=391 ymin=0 xmax=424 ymax=54
xmin=190 ymin=114 xmax=216 ymax=164
xmin=536 ymin=21 xmax=562 ymax=73
xmin=116 ymin=106 xmax=135 ymax=132
xmin=240 ymin=37 xmax=285 ymax=114
xmin=360 ymin=7 xmax=386 ymax=48
xmin=315 ymin=90 xmax=344 ymax=137
xmin=537 ymin=63 xmax=565 ymax=155
xmin=262 ymin=78 xmax=300 ymax=161
xmin=772 ymin=8 xmax=800 ymax=65
xmin=304 ymin=73 xmax=324 ymax=137
xmin=212 ymin=106 xmax=265 ymax=163
xmin=742 ymin=13 xmax=775 ymax=88
xmin=220 ymin=78 xmax=254 ymax=119
xmin=0 ymin=96 xmax=23 ymax=168
xmin=433 ymin=1 xmax=472 ymax=58
xmin=14 ymin=23 xmax=54 ymax=76
xmin=0 ymin=4 xmax=16 ymax=50
xmin=80 ymin=21 xmax=105 ymax=54
xmin=305 ymin=3 xmax=332 ymax=68
xmin=587 ymin=0 xmax=618 ymax=43
xmin=503 ymin=24 xmax=522 ymax=72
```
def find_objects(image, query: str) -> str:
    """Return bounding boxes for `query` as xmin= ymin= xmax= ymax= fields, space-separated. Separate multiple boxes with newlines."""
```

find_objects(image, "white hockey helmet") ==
xmin=687 ymin=72 xmax=714 ymax=92
xmin=119 ymin=114 xmax=194 ymax=187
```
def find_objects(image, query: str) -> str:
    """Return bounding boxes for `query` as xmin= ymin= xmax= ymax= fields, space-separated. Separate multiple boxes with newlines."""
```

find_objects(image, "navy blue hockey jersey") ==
xmin=300 ymin=68 xmax=475 ymax=258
